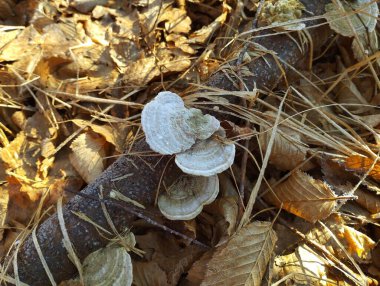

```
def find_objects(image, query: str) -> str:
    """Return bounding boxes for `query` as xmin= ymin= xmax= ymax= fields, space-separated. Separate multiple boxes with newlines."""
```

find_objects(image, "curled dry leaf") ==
xmin=344 ymin=155 xmax=380 ymax=182
xmin=83 ymin=247 xmax=133 ymax=286
xmin=175 ymin=130 xmax=235 ymax=176
xmin=141 ymin=91 xmax=220 ymax=155
xmin=273 ymin=245 xmax=327 ymax=286
xmin=158 ymin=174 xmax=219 ymax=220
xmin=264 ymin=171 xmax=337 ymax=223
xmin=259 ymin=122 xmax=310 ymax=171
xmin=307 ymin=216 xmax=376 ymax=263
xmin=324 ymin=0 xmax=379 ymax=37
xmin=69 ymin=132 xmax=107 ymax=184
xmin=185 ymin=221 xmax=277 ymax=286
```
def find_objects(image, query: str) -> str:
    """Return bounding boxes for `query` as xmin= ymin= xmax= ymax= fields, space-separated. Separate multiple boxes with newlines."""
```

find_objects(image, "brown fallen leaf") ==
xmin=259 ymin=113 xmax=311 ymax=171
xmin=306 ymin=215 xmax=376 ymax=263
xmin=273 ymin=245 xmax=327 ymax=286
xmin=186 ymin=221 xmax=277 ymax=286
xmin=264 ymin=171 xmax=338 ymax=223
xmin=69 ymin=132 xmax=108 ymax=184
xmin=133 ymin=231 xmax=204 ymax=285
xmin=344 ymin=155 xmax=380 ymax=182
xmin=355 ymin=189 xmax=380 ymax=214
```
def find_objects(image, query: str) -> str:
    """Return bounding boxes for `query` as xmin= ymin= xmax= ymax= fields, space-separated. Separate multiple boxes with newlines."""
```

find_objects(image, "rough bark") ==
xmin=10 ymin=1 xmax=334 ymax=285
xmin=12 ymin=141 xmax=174 ymax=285
xmin=206 ymin=0 xmax=332 ymax=92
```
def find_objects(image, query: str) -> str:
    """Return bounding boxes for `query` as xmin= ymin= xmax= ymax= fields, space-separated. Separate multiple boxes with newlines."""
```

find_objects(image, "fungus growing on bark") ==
xmin=158 ymin=174 xmax=219 ymax=220
xmin=82 ymin=247 xmax=133 ymax=286
xmin=141 ymin=91 xmax=220 ymax=154
xmin=175 ymin=130 xmax=235 ymax=176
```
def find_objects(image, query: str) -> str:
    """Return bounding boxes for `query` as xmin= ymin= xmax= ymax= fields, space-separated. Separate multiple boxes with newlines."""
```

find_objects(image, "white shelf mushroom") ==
xmin=141 ymin=91 xmax=220 ymax=154
xmin=175 ymin=131 xmax=235 ymax=176
xmin=158 ymin=174 xmax=219 ymax=220
xmin=83 ymin=247 xmax=133 ymax=286
xmin=324 ymin=0 xmax=379 ymax=37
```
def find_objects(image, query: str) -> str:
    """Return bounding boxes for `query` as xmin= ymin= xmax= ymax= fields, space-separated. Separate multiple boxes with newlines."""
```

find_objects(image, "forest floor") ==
xmin=0 ymin=0 xmax=380 ymax=285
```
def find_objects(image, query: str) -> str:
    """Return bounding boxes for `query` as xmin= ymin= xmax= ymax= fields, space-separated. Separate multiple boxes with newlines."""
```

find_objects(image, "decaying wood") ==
xmin=10 ymin=1 xmax=334 ymax=284
xmin=207 ymin=0 xmax=332 ymax=92
xmin=11 ymin=141 xmax=176 ymax=285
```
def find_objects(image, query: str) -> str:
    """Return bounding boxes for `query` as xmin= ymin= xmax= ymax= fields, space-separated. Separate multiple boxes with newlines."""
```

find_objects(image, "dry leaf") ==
xmin=134 ymin=231 xmax=204 ymax=285
xmin=188 ymin=2 xmax=230 ymax=45
xmin=259 ymin=123 xmax=310 ymax=171
xmin=273 ymin=245 xmax=327 ymax=286
xmin=186 ymin=221 xmax=277 ymax=286
xmin=0 ymin=186 xmax=9 ymax=241
xmin=264 ymin=171 xmax=337 ymax=223
xmin=344 ymin=155 xmax=380 ymax=182
xmin=335 ymin=59 xmax=370 ymax=114
xmin=307 ymin=215 xmax=376 ymax=263
xmin=355 ymin=189 xmax=380 ymax=214
xmin=133 ymin=261 xmax=169 ymax=286
xmin=72 ymin=119 xmax=117 ymax=147
xmin=70 ymin=132 xmax=107 ymax=184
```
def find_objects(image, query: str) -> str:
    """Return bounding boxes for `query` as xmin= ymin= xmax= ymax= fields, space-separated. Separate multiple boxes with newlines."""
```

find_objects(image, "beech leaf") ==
xmin=69 ymin=132 xmax=107 ymax=184
xmin=264 ymin=171 xmax=337 ymax=223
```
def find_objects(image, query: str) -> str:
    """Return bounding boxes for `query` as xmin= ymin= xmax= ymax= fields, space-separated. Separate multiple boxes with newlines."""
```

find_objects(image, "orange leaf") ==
xmin=344 ymin=155 xmax=380 ymax=181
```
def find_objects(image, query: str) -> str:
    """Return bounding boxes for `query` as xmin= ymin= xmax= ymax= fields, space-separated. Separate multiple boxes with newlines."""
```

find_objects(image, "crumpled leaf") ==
xmin=186 ymin=221 xmax=277 ymax=286
xmin=264 ymin=171 xmax=337 ymax=223
xmin=70 ymin=132 xmax=107 ymax=184
xmin=273 ymin=245 xmax=327 ymax=286
xmin=307 ymin=215 xmax=376 ymax=263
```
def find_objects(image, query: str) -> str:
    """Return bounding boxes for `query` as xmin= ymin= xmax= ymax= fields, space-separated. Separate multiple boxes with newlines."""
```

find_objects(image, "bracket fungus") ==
xmin=175 ymin=131 xmax=235 ymax=176
xmin=82 ymin=246 xmax=133 ymax=286
xmin=324 ymin=0 xmax=379 ymax=37
xmin=141 ymin=91 xmax=220 ymax=154
xmin=141 ymin=91 xmax=235 ymax=176
xmin=158 ymin=174 xmax=219 ymax=220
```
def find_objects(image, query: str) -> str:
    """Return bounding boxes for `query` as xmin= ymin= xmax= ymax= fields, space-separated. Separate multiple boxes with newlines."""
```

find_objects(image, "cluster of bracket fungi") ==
xmin=141 ymin=91 xmax=235 ymax=220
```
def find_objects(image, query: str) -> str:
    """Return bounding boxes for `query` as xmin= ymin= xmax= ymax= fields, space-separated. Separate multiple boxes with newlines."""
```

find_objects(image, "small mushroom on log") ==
xmin=158 ymin=174 xmax=219 ymax=220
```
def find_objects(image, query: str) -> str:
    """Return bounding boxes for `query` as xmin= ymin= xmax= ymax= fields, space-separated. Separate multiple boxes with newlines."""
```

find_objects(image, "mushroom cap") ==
xmin=175 ymin=131 xmax=235 ymax=176
xmin=158 ymin=174 xmax=219 ymax=220
xmin=141 ymin=91 xmax=220 ymax=155
xmin=325 ymin=0 xmax=378 ymax=37
xmin=83 ymin=247 xmax=133 ymax=286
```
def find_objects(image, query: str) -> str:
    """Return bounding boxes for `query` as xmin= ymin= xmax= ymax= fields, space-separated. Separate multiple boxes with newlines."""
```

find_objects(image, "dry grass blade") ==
xmin=264 ymin=171 xmax=338 ymax=223
xmin=195 ymin=221 xmax=277 ymax=286
xmin=57 ymin=197 xmax=84 ymax=284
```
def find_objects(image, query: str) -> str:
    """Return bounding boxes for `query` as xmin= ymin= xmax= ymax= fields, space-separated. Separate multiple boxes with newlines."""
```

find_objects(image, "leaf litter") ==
xmin=0 ymin=0 xmax=380 ymax=285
